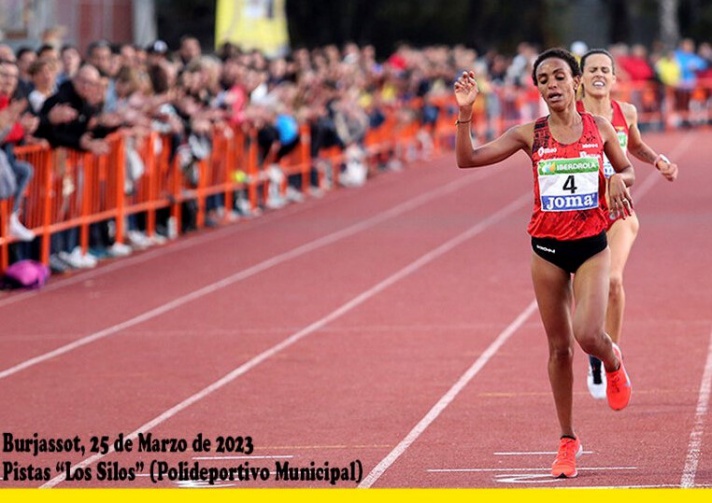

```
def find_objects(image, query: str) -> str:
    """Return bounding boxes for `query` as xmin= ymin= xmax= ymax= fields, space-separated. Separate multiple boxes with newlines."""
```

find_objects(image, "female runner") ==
xmin=454 ymin=48 xmax=634 ymax=478
xmin=578 ymin=49 xmax=678 ymax=399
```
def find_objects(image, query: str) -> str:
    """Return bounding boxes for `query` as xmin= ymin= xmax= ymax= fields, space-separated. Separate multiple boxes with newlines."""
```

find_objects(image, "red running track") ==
xmin=0 ymin=129 xmax=710 ymax=490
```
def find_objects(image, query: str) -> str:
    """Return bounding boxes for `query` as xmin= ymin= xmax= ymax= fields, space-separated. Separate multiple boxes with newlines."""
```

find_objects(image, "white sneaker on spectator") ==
xmin=149 ymin=233 xmax=167 ymax=246
xmin=108 ymin=242 xmax=132 ymax=257
xmin=266 ymin=182 xmax=287 ymax=209
xmin=58 ymin=251 xmax=83 ymax=269
xmin=49 ymin=253 xmax=71 ymax=273
xmin=267 ymin=164 xmax=285 ymax=184
xmin=386 ymin=159 xmax=404 ymax=171
xmin=9 ymin=213 xmax=35 ymax=242
xmin=309 ymin=187 xmax=325 ymax=198
xmin=224 ymin=210 xmax=240 ymax=223
xmin=285 ymin=186 xmax=305 ymax=203
xmin=266 ymin=196 xmax=287 ymax=210
xmin=60 ymin=247 xmax=97 ymax=269
xmin=237 ymin=198 xmax=260 ymax=217
xmin=166 ymin=217 xmax=178 ymax=240
xmin=77 ymin=249 xmax=98 ymax=268
xmin=127 ymin=230 xmax=152 ymax=250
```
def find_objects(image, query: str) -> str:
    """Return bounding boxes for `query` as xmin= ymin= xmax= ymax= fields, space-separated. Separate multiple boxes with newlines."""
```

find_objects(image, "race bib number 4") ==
xmin=538 ymin=157 xmax=600 ymax=211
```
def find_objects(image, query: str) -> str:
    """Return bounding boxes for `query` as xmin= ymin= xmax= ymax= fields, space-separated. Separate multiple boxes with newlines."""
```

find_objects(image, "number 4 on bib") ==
xmin=537 ymin=157 xmax=599 ymax=211
xmin=562 ymin=175 xmax=577 ymax=194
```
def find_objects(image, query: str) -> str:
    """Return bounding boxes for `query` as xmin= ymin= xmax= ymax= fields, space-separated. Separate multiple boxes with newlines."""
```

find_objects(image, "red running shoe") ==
xmin=606 ymin=343 xmax=632 ymax=411
xmin=551 ymin=436 xmax=582 ymax=478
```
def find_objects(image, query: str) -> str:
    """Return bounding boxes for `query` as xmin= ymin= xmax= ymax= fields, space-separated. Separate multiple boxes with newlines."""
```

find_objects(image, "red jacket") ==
xmin=618 ymin=56 xmax=655 ymax=82
xmin=0 ymin=95 xmax=25 ymax=144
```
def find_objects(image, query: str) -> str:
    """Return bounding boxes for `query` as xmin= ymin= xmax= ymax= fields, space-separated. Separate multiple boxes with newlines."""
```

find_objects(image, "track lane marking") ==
xmin=427 ymin=466 xmax=637 ymax=472
xmin=680 ymin=326 xmax=712 ymax=488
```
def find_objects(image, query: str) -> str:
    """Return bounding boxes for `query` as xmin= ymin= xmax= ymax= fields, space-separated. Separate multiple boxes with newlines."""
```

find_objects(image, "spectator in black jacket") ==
xmin=36 ymin=63 xmax=117 ymax=155
xmin=35 ymin=63 xmax=128 ymax=270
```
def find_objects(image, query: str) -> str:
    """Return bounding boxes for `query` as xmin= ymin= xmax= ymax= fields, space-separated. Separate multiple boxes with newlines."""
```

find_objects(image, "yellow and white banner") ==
xmin=215 ymin=0 xmax=290 ymax=57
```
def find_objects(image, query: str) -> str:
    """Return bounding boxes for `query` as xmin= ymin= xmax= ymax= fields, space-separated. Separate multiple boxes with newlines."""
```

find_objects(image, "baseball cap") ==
xmin=147 ymin=40 xmax=169 ymax=55
xmin=570 ymin=40 xmax=588 ymax=57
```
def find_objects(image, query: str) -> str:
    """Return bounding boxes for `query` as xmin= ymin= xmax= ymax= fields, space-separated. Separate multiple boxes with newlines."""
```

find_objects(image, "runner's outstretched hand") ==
xmin=454 ymin=71 xmax=479 ymax=108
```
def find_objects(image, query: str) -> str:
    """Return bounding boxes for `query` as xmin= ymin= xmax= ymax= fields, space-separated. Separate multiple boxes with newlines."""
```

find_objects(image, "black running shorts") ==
xmin=531 ymin=231 xmax=608 ymax=274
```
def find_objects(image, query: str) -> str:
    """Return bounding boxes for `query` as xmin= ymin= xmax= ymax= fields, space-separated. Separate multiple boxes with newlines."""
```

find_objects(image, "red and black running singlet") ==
xmin=576 ymin=100 xmax=629 ymax=178
xmin=527 ymin=112 xmax=609 ymax=240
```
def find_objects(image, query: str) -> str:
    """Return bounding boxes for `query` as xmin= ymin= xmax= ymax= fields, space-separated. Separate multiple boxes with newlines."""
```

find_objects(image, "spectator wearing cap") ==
xmin=570 ymin=40 xmax=588 ymax=62
xmin=146 ymin=40 xmax=170 ymax=65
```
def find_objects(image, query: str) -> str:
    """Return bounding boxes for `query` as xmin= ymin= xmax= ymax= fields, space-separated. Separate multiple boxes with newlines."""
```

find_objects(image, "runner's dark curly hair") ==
xmin=531 ymin=48 xmax=581 ymax=84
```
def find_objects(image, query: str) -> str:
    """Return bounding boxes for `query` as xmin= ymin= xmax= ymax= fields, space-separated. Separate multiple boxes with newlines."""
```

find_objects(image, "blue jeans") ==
xmin=10 ymin=159 xmax=33 ymax=213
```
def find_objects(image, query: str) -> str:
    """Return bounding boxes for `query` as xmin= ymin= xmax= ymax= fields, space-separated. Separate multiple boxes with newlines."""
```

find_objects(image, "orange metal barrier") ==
xmin=0 ymin=100 xmax=448 ymax=271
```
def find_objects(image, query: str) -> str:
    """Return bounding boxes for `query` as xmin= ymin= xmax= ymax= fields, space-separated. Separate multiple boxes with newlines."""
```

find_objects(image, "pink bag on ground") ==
xmin=1 ymin=260 xmax=50 ymax=289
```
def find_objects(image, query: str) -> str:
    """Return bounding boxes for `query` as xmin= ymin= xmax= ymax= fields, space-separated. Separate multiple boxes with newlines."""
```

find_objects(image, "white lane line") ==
xmin=623 ymin=132 xmax=709 ymax=489
xmin=0 ymin=170 xmax=494 ymax=381
xmin=358 ymin=298 xmax=538 ymax=488
xmin=430 ymin=466 xmax=639 ymax=486
xmin=494 ymin=450 xmax=594 ymax=456
xmin=427 ymin=466 xmax=637 ymax=473
xmin=42 ymin=191 xmax=530 ymax=488
xmin=579 ymin=484 xmax=689 ymax=489
xmin=192 ymin=455 xmax=293 ymax=460
xmin=680 ymin=327 xmax=712 ymax=488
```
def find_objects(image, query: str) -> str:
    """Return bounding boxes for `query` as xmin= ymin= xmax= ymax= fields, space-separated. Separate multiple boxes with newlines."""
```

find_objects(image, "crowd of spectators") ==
xmin=0 ymin=31 xmax=710 ymax=275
